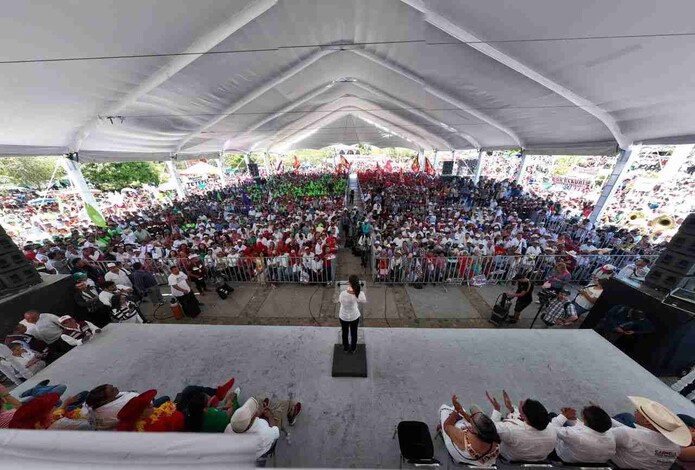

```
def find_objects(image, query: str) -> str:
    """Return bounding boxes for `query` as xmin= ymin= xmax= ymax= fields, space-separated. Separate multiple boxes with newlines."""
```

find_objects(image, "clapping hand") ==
xmin=503 ymin=390 xmax=514 ymax=414
xmin=485 ymin=391 xmax=501 ymax=411
xmin=561 ymin=407 xmax=577 ymax=421
xmin=452 ymin=394 xmax=463 ymax=413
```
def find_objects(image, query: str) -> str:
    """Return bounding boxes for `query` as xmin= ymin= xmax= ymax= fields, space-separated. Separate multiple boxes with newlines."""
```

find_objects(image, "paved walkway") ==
xmin=144 ymin=248 xmax=559 ymax=330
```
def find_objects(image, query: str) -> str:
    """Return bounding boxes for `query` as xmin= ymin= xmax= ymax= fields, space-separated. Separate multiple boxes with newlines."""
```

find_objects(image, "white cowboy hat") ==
xmin=229 ymin=397 xmax=259 ymax=433
xmin=627 ymin=396 xmax=691 ymax=446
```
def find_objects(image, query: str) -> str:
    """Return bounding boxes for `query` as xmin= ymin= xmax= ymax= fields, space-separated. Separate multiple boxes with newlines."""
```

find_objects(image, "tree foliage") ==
xmin=81 ymin=162 xmax=162 ymax=191
xmin=0 ymin=156 xmax=64 ymax=189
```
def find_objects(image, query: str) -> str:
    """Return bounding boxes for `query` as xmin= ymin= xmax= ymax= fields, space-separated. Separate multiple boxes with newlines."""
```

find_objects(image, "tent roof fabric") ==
xmin=1 ymin=0 xmax=694 ymax=161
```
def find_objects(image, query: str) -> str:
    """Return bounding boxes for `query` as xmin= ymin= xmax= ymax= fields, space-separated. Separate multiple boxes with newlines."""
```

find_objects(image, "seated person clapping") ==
xmin=439 ymin=394 xmax=500 ymax=466
xmin=549 ymin=404 xmax=616 ymax=464
xmin=485 ymin=390 xmax=557 ymax=462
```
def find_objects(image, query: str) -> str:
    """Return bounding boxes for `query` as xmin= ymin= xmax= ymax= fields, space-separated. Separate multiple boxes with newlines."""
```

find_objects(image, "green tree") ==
xmin=81 ymin=162 xmax=162 ymax=191
xmin=0 ymin=156 xmax=64 ymax=189
xmin=223 ymin=153 xmax=255 ymax=172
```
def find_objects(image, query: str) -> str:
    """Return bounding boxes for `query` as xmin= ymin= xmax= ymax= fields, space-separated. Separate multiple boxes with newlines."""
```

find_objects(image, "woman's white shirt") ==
xmin=339 ymin=291 xmax=367 ymax=322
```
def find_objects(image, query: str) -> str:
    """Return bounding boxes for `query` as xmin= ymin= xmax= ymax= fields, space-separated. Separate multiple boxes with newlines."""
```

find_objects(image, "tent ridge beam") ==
xmin=70 ymin=0 xmax=279 ymax=151
xmin=351 ymin=48 xmax=522 ymax=147
xmin=266 ymin=96 xmax=448 ymax=150
xmin=400 ymin=0 xmax=630 ymax=149
xmin=269 ymin=106 xmax=432 ymax=152
xmin=175 ymin=48 xmax=335 ymax=152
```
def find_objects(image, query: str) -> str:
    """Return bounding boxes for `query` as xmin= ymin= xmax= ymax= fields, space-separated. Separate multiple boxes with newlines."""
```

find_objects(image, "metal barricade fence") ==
xmin=370 ymin=253 xmax=657 ymax=286
xmin=93 ymin=254 xmax=338 ymax=287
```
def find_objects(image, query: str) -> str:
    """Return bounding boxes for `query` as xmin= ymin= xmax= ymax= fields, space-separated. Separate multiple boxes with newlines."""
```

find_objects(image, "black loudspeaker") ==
xmin=645 ymin=213 xmax=695 ymax=290
xmin=0 ymin=225 xmax=42 ymax=297
xmin=248 ymin=163 xmax=259 ymax=177
xmin=441 ymin=161 xmax=454 ymax=175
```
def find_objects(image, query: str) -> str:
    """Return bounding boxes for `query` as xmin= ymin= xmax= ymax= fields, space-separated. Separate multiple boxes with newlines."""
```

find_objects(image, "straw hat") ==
xmin=229 ymin=397 xmax=259 ymax=433
xmin=628 ymin=396 xmax=691 ymax=446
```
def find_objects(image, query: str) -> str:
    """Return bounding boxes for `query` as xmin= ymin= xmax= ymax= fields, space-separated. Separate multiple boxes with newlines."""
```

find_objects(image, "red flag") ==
xmin=384 ymin=160 xmax=393 ymax=172
xmin=411 ymin=155 xmax=421 ymax=173
xmin=340 ymin=155 xmax=351 ymax=170
xmin=424 ymin=157 xmax=435 ymax=176
xmin=293 ymin=155 xmax=300 ymax=170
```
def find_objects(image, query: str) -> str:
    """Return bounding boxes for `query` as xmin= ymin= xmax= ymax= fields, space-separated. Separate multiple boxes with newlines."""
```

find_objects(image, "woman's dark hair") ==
xmin=348 ymin=274 xmax=361 ymax=298
xmin=184 ymin=391 xmax=208 ymax=432
xmin=522 ymin=399 xmax=550 ymax=430
xmin=471 ymin=413 xmax=501 ymax=444
xmin=86 ymin=384 xmax=110 ymax=409
xmin=110 ymin=294 xmax=123 ymax=309
xmin=582 ymin=405 xmax=612 ymax=433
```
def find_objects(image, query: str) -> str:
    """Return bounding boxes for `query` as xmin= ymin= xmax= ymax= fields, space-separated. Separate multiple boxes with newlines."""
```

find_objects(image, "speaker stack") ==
xmin=248 ymin=163 xmax=260 ymax=177
xmin=0 ymin=224 xmax=42 ymax=297
xmin=645 ymin=213 xmax=695 ymax=290
xmin=441 ymin=161 xmax=454 ymax=175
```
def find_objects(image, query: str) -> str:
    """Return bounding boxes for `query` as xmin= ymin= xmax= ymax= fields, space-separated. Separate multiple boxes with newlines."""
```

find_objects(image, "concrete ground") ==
xmin=13 ymin=325 xmax=695 ymax=468
xmin=144 ymin=249 xmax=569 ymax=330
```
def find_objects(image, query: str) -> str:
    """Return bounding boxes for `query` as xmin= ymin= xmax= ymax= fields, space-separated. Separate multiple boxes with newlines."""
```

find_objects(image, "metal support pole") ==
xmin=473 ymin=149 xmax=485 ymax=184
xmin=418 ymin=150 xmax=425 ymax=171
xmin=215 ymin=156 xmax=226 ymax=183
xmin=166 ymin=160 xmax=186 ymax=199
xmin=62 ymin=156 xmax=103 ymax=215
xmin=589 ymin=145 xmax=641 ymax=224
xmin=244 ymin=153 xmax=251 ymax=166
xmin=659 ymin=144 xmax=693 ymax=183
xmin=263 ymin=151 xmax=271 ymax=175
xmin=433 ymin=149 xmax=439 ymax=174
xmin=515 ymin=150 xmax=528 ymax=185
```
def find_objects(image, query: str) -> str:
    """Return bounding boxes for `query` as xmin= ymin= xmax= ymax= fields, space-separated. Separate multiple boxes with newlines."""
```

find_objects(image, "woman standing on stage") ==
xmin=338 ymin=275 xmax=367 ymax=354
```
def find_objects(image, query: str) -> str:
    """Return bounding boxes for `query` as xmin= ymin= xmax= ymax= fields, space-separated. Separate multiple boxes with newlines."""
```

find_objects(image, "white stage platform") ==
xmin=12 ymin=325 xmax=695 ymax=468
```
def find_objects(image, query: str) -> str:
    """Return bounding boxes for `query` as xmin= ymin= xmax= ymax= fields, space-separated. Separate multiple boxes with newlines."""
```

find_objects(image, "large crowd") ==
xmin=352 ymin=171 xmax=663 ymax=287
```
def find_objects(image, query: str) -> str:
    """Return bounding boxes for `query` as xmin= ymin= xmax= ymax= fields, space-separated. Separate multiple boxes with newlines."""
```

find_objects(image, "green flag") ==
xmin=85 ymin=202 xmax=107 ymax=228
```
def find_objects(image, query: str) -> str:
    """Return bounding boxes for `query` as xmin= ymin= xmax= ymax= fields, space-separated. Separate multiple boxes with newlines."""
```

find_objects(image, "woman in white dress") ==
xmin=338 ymin=275 xmax=366 ymax=353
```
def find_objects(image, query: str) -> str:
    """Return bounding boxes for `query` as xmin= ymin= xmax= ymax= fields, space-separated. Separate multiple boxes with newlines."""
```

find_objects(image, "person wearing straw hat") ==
xmin=610 ymin=396 xmax=691 ymax=469
xmin=227 ymin=396 xmax=302 ymax=459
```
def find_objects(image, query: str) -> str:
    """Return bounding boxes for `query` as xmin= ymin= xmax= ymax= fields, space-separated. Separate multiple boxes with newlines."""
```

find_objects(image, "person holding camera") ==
xmin=338 ymin=275 xmax=366 ymax=354
xmin=540 ymin=288 xmax=578 ymax=328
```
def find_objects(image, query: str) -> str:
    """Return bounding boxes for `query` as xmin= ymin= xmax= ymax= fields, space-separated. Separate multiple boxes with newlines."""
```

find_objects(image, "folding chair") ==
xmin=394 ymin=421 xmax=441 ymax=468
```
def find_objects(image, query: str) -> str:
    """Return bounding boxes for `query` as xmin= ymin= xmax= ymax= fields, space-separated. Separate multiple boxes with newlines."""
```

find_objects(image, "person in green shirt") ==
xmin=182 ymin=387 xmax=240 ymax=433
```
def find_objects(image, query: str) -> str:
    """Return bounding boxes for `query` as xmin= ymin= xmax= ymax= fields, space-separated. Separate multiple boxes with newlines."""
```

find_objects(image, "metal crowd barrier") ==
xmin=92 ymin=255 xmax=338 ymax=286
xmin=369 ymin=253 xmax=657 ymax=286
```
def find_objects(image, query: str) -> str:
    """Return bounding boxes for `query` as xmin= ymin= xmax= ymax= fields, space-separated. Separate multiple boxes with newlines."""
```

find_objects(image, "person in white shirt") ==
xmin=20 ymin=311 xmax=64 ymax=345
xmin=337 ymin=275 xmax=367 ymax=353
xmin=168 ymin=266 xmax=191 ymax=298
xmin=550 ymin=405 xmax=616 ymax=463
xmin=58 ymin=315 xmax=100 ymax=347
xmin=86 ymin=384 xmax=140 ymax=430
xmin=104 ymin=263 xmax=133 ymax=288
xmin=486 ymin=391 xmax=557 ymax=462
xmin=610 ymin=396 xmax=690 ymax=469
xmin=228 ymin=396 xmax=302 ymax=459
xmin=617 ymin=259 xmax=651 ymax=282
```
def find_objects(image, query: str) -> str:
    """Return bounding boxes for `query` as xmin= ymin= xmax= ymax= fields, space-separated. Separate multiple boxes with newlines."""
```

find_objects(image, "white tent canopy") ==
xmin=1 ymin=0 xmax=695 ymax=162
xmin=179 ymin=161 xmax=221 ymax=176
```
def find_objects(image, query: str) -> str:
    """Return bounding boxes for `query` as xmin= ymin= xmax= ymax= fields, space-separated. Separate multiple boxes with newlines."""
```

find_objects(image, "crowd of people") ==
xmin=439 ymin=390 xmax=694 ymax=468
xmin=352 ymin=171 xmax=663 ymax=287
xmin=18 ymin=172 xmax=346 ymax=298
xmin=0 ymin=376 xmax=302 ymax=461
